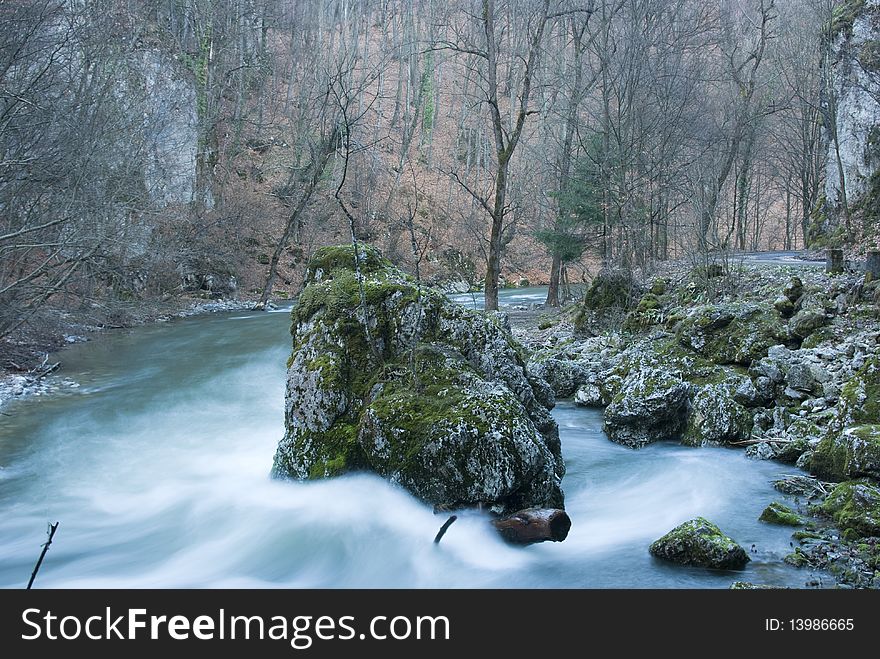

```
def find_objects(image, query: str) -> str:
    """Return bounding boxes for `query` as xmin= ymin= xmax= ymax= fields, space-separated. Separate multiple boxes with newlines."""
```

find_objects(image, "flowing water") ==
xmin=0 ymin=293 xmax=819 ymax=588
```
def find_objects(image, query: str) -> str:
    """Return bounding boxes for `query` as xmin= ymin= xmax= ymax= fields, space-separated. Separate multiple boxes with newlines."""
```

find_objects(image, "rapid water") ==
xmin=0 ymin=299 xmax=818 ymax=588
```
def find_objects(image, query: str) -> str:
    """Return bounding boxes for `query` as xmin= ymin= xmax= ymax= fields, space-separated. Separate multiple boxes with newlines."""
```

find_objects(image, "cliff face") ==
xmin=818 ymin=0 xmax=880 ymax=246
xmin=137 ymin=49 xmax=198 ymax=208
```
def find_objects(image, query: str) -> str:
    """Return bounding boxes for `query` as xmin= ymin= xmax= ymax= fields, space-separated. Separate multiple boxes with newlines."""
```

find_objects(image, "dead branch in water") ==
xmin=433 ymin=515 xmax=457 ymax=544
xmin=27 ymin=521 xmax=59 ymax=589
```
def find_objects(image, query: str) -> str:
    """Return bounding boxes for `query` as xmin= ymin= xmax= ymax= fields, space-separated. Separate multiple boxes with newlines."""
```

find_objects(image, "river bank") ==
xmin=0 ymin=297 xmax=256 ymax=409
xmin=521 ymin=258 xmax=880 ymax=588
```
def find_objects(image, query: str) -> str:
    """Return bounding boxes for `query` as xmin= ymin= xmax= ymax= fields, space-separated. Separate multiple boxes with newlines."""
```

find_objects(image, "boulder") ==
xmin=649 ymin=517 xmax=750 ymax=569
xmin=817 ymin=480 xmax=880 ymax=539
xmin=526 ymin=357 xmax=589 ymax=398
xmin=759 ymin=502 xmax=804 ymax=526
xmin=676 ymin=302 xmax=786 ymax=366
xmin=574 ymin=380 xmax=605 ymax=407
xmin=810 ymin=424 xmax=880 ymax=481
xmin=790 ymin=306 xmax=828 ymax=341
xmin=272 ymin=245 xmax=564 ymax=515
xmin=681 ymin=383 xmax=753 ymax=447
xmin=783 ymin=276 xmax=804 ymax=304
xmin=582 ymin=270 xmax=632 ymax=310
xmin=602 ymin=368 xmax=688 ymax=448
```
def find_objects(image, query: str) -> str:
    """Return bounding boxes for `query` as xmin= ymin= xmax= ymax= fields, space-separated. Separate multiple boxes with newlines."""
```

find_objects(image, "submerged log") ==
xmin=491 ymin=508 xmax=571 ymax=545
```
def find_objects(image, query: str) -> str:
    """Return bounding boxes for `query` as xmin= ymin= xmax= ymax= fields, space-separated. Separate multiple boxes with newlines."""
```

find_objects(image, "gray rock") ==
xmin=272 ymin=245 xmax=564 ymax=515
xmin=649 ymin=517 xmax=750 ymax=569
xmin=786 ymin=363 xmax=817 ymax=393
xmin=526 ymin=358 xmax=589 ymax=398
xmin=682 ymin=383 xmax=753 ymax=447
xmin=602 ymin=368 xmax=688 ymax=448
xmin=733 ymin=377 xmax=760 ymax=407
xmin=790 ymin=302 xmax=828 ymax=340
xmin=754 ymin=376 xmax=777 ymax=404
xmin=574 ymin=381 xmax=604 ymax=407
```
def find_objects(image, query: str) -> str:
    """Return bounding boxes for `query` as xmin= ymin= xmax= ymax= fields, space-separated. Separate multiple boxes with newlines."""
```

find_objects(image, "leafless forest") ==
xmin=0 ymin=0 xmax=859 ymax=349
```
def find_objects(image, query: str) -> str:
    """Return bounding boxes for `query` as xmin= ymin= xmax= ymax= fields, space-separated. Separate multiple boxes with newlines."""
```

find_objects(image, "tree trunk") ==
xmin=545 ymin=253 xmax=562 ymax=307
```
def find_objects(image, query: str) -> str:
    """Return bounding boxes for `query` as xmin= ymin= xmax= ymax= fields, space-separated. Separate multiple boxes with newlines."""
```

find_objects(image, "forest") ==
xmin=1 ymin=0 xmax=865 ymax=351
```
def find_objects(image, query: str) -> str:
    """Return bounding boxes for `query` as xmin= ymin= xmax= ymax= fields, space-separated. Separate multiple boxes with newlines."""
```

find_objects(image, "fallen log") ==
xmin=491 ymin=508 xmax=571 ymax=545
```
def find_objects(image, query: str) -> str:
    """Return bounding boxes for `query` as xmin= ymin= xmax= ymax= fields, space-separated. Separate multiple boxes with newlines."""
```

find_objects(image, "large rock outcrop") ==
xmin=271 ymin=245 xmax=565 ymax=515
xmin=814 ymin=0 xmax=880 ymax=245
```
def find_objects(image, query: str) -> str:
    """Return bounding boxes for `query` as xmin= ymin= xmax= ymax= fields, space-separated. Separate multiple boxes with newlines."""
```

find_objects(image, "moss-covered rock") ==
xmin=603 ymin=367 xmax=688 ymax=448
xmin=817 ymin=480 xmax=880 ymax=539
xmin=649 ymin=517 xmax=750 ymax=569
xmin=582 ymin=270 xmax=632 ymax=310
xmin=272 ymin=244 xmax=564 ymax=515
xmin=811 ymin=424 xmax=880 ymax=481
xmin=809 ymin=358 xmax=880 ymax=481
xmin=838 ymin=357 xmax=880 ymax=426
xmin=676 ymin=302 xmax=786 ymax=366
xmin=789 ymin=301 xmax=829 ymax=341
xmin=681 ymin=382 xmax=754 ymax=447
xmin=759 ymin=502 xmax=804 ymax=526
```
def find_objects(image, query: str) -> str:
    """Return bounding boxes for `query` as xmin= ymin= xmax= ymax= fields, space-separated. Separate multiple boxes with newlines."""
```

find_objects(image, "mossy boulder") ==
xmin=789 ymin=301 xmax=829 ymax=341
xmin=681 ymin=382 xmax=754 ymax=447
xmin=809 ymin=358 xmax=880 ymax=481
xmin=838 ymin=357 xmax=880 ymax=426
xmin=649 ymin=517 xmax=750 ymax=569
xmin=272 ymin=244 xmax=564 ymax=515
xmin=817 ymin=480 xmax=880 ymax=539
xmin=810 ymin=424 xmax=880 ymax=481
xmin=582 ymin=270 xmax=632 ymax=310
xmin=676 ymin=302 xmax=786 ymax=366
xmin=603 ymin=368 xmax=688 ymax=448
xmin=759 ymin=502 xmax=804 ymax=526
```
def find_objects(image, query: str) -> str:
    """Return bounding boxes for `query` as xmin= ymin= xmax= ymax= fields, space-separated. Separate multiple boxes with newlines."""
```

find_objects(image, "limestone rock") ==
xmin=817 ymin=480 xmax=880 ymax=539
xmin=602 ymin=368 xmax=688 ymax=448
xmin=681 ymin=382 xmax=753 ymax=447
xmin=272 ymin=245 xmax=564 ymax=515
xmin=676 ymin=302 xmax=786 ymax=365
xmin=649 ymin=517 xmax=750 ymax=569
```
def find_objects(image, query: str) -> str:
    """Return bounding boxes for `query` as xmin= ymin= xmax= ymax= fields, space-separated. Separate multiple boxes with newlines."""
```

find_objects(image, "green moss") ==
xmin=784 ymin=549 xmax=810 ymax=568
xmin=537 ymin=319 xmax=556 ymax=330
xmin=759 ymin=502 xmax=804 ymax=526
xmin=840 ymin=357 xmax=880 ymax=424
xmin=817 ymin=479 xmax=880 ymax=539
xmin=649 ymin=517 xmax=749 ymax=569
xmin=813 ymin=423 xmax=880 ymax=483
xmin=306 ymin=243 xmax=393 ymax=280
xmin=582 ymin=271 xmax=631 ymax=310
xmin=650 ymin=278 xmax=667 ymax=295
xmin=676 ymin=303 xmax=786 ymax=366
xmin=830 ymin=0 xmax=867 ymax=39
xmin=636 ymin=293 xmax=660 ymax=313
xmin=801 ymin=326 xmax=836 ymax=349
xmin=792 ymin=530 xmax=823 ymax=542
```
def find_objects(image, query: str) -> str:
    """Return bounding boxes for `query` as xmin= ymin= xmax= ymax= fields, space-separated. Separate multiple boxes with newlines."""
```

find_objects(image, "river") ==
xmin=0 ymin=291 xmax=818 ymax=588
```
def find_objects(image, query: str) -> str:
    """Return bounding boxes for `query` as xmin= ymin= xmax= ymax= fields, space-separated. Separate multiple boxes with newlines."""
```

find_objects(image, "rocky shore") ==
xmin=522 ymin=259 xmax=879 ymax=587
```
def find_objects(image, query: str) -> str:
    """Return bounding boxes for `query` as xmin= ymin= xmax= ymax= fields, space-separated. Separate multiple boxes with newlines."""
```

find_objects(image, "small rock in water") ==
xmin=649 ymin=517 xmax=750 ymax=569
